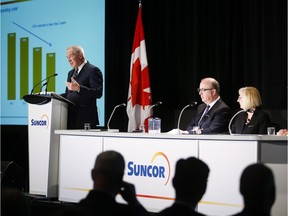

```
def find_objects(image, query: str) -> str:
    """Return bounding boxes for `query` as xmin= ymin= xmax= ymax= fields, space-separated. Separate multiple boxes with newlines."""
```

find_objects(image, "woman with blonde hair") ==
xmin=230 ymin=87 xmax=271 ymax=134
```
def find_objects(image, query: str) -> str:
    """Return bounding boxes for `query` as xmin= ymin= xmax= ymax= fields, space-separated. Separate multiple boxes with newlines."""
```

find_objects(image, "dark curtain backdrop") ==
xmin=105 ymin=0 xmax=287 ymax=132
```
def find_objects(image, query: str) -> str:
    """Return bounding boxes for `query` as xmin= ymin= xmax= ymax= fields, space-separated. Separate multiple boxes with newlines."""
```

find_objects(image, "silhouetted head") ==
xmin=240 ymin=163 xmax=275 ymax=212
xmin=91 ymin=150 xmax=125 ymax=195
xmin=172 ymin=157 xmax=210 ymax=205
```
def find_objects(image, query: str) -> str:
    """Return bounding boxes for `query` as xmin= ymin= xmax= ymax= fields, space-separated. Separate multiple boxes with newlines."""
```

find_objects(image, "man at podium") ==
xmin=61 ymin=45 xmax=103 ymax=129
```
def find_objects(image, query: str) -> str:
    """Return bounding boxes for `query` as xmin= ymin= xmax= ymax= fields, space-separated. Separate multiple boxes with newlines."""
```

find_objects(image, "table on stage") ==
xmin=54 ymin=130 xmax=287 ymax=216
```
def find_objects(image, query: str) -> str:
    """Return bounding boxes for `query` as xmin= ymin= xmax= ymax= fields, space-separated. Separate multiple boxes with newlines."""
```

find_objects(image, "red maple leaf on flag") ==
xmin=130 ymin=58 xmax=151 ymax=108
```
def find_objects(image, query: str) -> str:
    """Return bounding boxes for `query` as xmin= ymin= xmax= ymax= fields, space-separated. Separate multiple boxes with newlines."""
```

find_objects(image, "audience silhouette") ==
xmin=157 ymin=157 xmax=210 ymax=216
xmin=1 ymin=188 xmax=31 ymax=216
xmin=2 ymin=152 xmax=277 ymax=216
xmin=52 ymin=204 xmax=90 ymax=216
xmin=230 ymin=163 xmax=275 ymax=216
xmin=77 ymin=150 xmax=149 ymax=216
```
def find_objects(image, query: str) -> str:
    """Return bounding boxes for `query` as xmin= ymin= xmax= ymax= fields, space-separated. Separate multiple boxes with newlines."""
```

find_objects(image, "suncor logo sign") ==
xmin=127 ymin=152 xmax=171 ymax=185
xmin=30 ymin=114 xmax=49 ymax=128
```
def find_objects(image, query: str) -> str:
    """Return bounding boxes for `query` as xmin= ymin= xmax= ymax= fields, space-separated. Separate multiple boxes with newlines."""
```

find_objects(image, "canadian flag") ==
xmin=127 ymin=3 xmax=153 ymax=132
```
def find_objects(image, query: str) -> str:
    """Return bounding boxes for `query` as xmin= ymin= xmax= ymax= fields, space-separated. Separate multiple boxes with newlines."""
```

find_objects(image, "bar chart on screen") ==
xmin=1 ymin=0 xmax=105 ymax=125
xmin=7 ymin=32 xmax=56 ymax=100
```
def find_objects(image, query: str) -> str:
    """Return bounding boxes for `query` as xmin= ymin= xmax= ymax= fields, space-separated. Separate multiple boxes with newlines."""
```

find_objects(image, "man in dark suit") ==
xmin=62 ymin=45 xmax=103 ymax=129
xmin=186 ymin=77 xmax=231 ymax=134
xmin=78 ymin=150 xmax=148 ymax=216
xmin=157 ymin=157 xmax=210 ymax=216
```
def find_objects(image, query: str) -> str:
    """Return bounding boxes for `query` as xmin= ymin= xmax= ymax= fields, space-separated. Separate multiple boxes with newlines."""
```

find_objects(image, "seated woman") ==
xmin=231 ymin=86 xmax=271 ymax=134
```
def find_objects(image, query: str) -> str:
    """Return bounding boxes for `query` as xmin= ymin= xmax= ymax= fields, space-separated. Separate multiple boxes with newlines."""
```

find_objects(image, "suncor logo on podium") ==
xmin=30 ymin=114 xmax=49 ymax=128
xmin=127 ymin=151 xmax=171 ymax=185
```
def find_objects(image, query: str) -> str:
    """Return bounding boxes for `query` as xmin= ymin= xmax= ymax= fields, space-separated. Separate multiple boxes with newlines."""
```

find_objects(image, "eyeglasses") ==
xmin=197 ymin=88 xmax=214 ymax=93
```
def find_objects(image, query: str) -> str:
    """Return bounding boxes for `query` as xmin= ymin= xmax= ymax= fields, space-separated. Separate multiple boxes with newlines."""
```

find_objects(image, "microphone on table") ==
xmin=138 ymin=101 xmax=162 ymax=133
xmin=30 ymin=73 xmax=58 ymax=95
xmin=177 ymin=102 xmax=198 ymax=134
xmin=146 ymin=101 xmax=162 ymax=123
xmin=148 ymin=101 xmax=163 ymax=113
xmin=107 ymin=103 xmax=126 ymax=131
xmin=228 ymin=109 xmax=254 ymax=135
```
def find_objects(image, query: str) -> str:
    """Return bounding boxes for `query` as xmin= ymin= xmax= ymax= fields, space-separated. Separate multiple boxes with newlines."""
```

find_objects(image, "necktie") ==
xmin=198 ymin=105 xmax=210 ymax=126
xmin=72 ymin=68 xmax=78 ymax=78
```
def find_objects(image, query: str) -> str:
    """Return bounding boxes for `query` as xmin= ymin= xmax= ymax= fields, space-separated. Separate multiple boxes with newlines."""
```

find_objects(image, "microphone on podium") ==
xmin=177 ymin=102 xmax=197 ymax=134
xmin=44 ymin=73 xmax=56 ymax=95
xmin=228 ymin=109 xmax=254 ymax=135
xmin=30 ymin=73 xmax=58 ymax=95
xmin=40 ymin=82 xmax=48 ymax=95
xmin=107 ymin=103 xmax=126 ymax=131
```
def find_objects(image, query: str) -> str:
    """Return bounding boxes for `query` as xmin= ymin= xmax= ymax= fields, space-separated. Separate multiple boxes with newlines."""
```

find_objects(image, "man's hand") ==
xmin=66 ymin=77 xmax=80 ymax=91
xmin=119 ymin=181 xmax=139 ymax=205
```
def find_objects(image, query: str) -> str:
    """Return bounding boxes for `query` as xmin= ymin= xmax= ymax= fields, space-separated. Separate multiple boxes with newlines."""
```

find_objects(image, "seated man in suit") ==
xmin=186 ymin=77 xmax=231 ymax=134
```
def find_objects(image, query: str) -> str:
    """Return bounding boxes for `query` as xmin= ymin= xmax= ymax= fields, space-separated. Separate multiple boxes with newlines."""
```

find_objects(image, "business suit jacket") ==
xmin=157 ymin=203 xmax=207 ymax=216
xmin=78 ymin=190 xmax=148 ymax=216
xmin=186 ymin=99 xmax=231 ymax=134
xmin=231 ymin=108 xmax=271 ymax=134
xmin=62 ymin=62 xmax=103 ymax=129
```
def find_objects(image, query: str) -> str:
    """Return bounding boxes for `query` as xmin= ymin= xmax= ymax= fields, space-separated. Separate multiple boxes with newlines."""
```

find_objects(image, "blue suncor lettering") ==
xmin=127 ymin=161 xmax=165 ymax=178
xmin=31 ymin=119 xmax=47 ymax=126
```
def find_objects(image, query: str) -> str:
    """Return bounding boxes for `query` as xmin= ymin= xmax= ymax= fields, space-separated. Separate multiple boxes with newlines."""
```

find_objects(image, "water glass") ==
xmin=84 ymin=123 xmax=90 ymax=130
xmin=148 ymin=118 xmax=161 ymax=134
xmin=267 ymin=127 xmax=275 ymax=135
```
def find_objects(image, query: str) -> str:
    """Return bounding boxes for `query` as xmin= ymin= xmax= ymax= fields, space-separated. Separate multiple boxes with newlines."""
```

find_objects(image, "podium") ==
xmin=23 ymin=93 xmax=73 ymax=197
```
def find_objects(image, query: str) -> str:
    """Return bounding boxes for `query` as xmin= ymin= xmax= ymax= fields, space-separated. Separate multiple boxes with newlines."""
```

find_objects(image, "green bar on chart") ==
xmin=46 ymin=53 xmax=56 ymax=92
xmin=20 ymin=37 xmax=29 ymax=99
xmin=7 ymin=33 xmax=16 ymax=100
xmin=33 ymin=47 xmax=42 ymax=93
